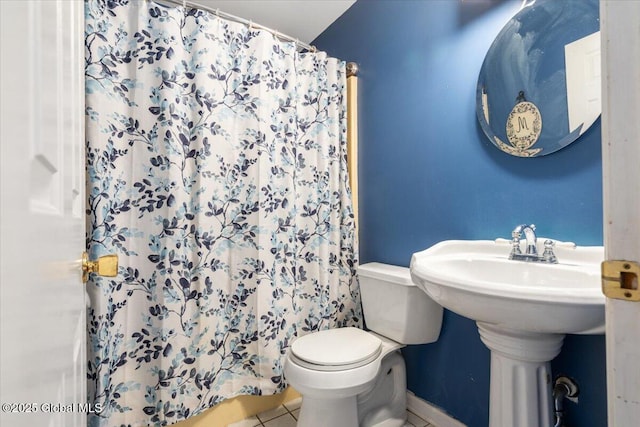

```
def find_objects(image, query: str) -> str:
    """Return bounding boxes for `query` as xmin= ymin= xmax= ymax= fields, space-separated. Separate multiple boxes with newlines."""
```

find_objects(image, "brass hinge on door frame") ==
xmin=602 ymin=260 xmax=640 ymax=301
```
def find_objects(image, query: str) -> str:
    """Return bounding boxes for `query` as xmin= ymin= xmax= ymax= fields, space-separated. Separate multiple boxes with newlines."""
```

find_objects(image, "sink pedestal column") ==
xmin=477 ymin=323 xmax=565 ymax=427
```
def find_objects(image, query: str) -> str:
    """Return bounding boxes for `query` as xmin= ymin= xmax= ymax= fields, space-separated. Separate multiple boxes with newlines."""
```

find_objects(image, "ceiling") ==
xmin=195 ymin=0 xmax=356 ymax=44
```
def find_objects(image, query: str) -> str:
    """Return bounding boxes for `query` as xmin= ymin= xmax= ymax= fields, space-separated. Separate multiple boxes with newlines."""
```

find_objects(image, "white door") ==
xmin=0 ymin=1 xmax=87 ymax=427
xmin=600 ymin=0 xmax=640 ymax=425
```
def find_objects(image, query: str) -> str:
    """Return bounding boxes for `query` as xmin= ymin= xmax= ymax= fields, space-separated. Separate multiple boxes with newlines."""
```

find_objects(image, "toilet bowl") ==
xmin=284 ymin=263 xmax=443 ymax=427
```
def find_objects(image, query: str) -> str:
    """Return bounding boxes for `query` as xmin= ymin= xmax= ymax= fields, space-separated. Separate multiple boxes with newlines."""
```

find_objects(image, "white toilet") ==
xmin=284 ymin=262 xmax=443 ymax=427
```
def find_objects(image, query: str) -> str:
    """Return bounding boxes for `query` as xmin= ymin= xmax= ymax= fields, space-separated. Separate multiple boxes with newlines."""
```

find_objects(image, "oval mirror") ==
xmin=476 ymin=0 xmax=600 ymax=157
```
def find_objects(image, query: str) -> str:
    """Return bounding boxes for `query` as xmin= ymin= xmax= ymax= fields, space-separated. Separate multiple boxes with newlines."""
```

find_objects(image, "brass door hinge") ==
xmin=602 ymin=260 xmax=640 ymax=301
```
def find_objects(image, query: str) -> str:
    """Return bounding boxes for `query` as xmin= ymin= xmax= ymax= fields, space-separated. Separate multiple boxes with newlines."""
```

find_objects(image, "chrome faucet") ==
xmin=509 ymin=224 xmax=557 ymax=263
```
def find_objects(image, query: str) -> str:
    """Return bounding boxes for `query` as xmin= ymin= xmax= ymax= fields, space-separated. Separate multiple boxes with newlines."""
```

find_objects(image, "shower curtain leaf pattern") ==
xmin=84 ymin=1 xmax=360 ymax=426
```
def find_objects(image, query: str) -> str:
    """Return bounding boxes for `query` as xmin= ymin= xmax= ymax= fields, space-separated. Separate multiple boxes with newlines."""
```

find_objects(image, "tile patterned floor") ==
xmin=228 ymin=397 xmax=437 ymax=427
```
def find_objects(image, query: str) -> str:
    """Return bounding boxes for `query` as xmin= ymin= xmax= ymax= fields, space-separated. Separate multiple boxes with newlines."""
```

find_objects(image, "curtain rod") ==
xmin=152 ymin=0 xmax=316 ymax=52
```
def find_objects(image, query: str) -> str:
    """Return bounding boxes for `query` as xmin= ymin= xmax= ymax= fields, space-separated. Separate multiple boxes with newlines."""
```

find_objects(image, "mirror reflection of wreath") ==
xmin=499 ymin=91 xmax=543 ymax=157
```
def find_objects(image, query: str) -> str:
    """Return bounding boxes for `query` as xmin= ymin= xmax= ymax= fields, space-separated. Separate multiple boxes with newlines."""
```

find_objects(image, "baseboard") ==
xmin=406 ymin=391 xmax=467 ymax=427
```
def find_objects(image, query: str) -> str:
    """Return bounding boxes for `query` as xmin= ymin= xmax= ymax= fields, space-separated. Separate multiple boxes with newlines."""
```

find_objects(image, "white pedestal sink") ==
xmin=410 ymin=239 xmax=604 ymax=427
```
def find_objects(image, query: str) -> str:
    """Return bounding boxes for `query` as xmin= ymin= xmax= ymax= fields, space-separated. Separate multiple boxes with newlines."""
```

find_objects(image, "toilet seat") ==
xmin=290 ymin=327 xmax=382 ymax=371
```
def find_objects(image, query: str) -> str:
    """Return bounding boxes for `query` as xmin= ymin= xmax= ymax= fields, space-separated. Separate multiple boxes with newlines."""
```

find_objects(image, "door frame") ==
xmin=601 ymin=1 xmax=640 ymax=425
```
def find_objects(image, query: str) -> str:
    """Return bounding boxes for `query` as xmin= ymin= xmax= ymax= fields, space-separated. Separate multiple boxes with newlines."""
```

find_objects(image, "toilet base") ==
xmin=297 ymin=395 xmax=359 ymax=427
xmin=293 ymin=351 xmax=407 ymax=427
xmin=358 ymin=351 xmax=407 ymax=427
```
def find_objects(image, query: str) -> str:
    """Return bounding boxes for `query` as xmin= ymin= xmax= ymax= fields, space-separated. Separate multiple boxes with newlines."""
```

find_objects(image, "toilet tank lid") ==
xmin=357 ymin=262 xmax=415 ymax=287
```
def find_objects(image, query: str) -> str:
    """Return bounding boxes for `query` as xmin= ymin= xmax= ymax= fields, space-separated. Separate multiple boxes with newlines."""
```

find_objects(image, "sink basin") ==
xmin=410 ymin=239 xmax=606 ymax=427
xmin=410 ymin=239 xmax=605 ymax=334
xmin=411 ymin=238 xmax=605 ymax=427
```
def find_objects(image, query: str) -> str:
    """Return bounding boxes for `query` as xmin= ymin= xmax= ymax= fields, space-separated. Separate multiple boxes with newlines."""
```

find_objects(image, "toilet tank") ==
xmin=358 ymin=262 xmax=442 ymax=345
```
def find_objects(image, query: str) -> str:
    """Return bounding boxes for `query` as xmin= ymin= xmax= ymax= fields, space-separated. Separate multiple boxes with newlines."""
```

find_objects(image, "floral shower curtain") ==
xmin=84 ymin=1 xmax=360 ymax=425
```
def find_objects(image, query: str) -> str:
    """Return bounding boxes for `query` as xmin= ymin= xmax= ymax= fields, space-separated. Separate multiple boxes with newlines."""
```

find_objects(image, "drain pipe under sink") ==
xmin=553 ymin=376 xmax=579 ymax=427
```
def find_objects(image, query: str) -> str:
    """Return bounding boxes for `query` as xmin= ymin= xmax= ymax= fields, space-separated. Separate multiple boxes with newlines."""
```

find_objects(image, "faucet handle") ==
xmin=542 ymin=239 xmax=558 ymax=264
xmin=509 ymin=226 xmax=523 ymax=258
xmin=511 ymin=224 xmax=524 ymax=239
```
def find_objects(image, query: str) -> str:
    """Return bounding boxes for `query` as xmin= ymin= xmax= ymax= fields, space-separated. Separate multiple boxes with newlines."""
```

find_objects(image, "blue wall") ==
xmin=313 ymin=1 xmax=606 ymax=426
